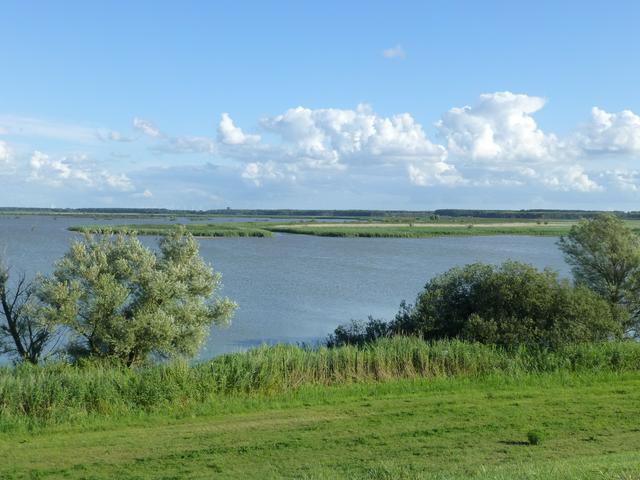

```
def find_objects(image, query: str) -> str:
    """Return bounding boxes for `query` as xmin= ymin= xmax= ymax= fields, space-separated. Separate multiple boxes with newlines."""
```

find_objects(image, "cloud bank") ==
xmin=2 ymin=91 xmax=640 ymax=208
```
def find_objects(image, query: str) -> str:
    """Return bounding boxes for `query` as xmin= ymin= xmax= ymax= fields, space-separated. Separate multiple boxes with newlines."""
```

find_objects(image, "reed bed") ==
xmin=268 ymin=225 xmax=572 ymax=237
xmin=1 ymin=337 xmax=639 ymax=430
xmin=69 ymin=223 xmax=273 ymax=237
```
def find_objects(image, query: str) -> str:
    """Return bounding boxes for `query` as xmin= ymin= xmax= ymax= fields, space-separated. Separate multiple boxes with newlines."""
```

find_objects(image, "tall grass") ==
xmin=1 ymin=338 xmax=639 ymax=430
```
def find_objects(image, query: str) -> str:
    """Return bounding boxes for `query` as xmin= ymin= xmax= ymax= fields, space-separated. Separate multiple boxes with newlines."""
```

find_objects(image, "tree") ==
xmin=558 ymin=214 xmax=640 ymax=334
xmin=44 ymin=228 xmax=236 ymax=366
xmin=391 ymin=261 xmax=623 ymax=349
xmin=0 ymin=260 xmax=60 ymax=364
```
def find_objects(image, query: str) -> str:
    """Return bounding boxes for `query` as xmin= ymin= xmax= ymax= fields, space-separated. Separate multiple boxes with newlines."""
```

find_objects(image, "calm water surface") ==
xmin=0 ymin=215 xmax=569 ymax=359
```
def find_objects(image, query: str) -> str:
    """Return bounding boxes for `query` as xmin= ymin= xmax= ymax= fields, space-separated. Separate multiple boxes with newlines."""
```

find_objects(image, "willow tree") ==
xmin=45 ymin=228 xmax=236 ymax=366
xmin=558 ymin=214 xmax=640 ymax=335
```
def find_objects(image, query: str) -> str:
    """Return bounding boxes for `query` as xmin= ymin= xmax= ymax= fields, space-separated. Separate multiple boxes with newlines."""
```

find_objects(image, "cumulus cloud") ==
xmin=437 ymin=91 xmax=558 ymax=162
xmin=436 ymin=91 xmax=604 ymax=192
xmin=241 ymin=161 xmax=297 ymax=186
xmin=217 ymin=113 xmax=260 ymax=145
xmin=576 ymin=107 xmax=640 ymax=154
xmin=7 ymin=93 xmax=640 ymax=208
xmin=382 ymin=45 xmax=406 ymax=59
xmin=541 ymin=165 xmax=603 ymax=192
xmin=29 ymin=151 xmax=134 ymax=191
xmin=133 ymin=117 xmax=162 ymax=138
xmin=223 ymin=104 xmax=460 ymax=187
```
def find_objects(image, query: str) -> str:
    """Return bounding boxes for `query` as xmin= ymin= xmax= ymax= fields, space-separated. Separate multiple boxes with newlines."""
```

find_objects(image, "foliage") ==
xmin=326 ymin=316 xmax=390 ymax=347
xmin=391 ymin=261 xmax=623 ymax=349
xmin=558 ymin=214 xmax=640 ymax=334
xmin=43 ymin=228 xmax=236 ymax=366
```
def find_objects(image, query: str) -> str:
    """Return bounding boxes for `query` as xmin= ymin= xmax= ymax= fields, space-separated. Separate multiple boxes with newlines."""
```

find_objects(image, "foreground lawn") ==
xmin=2 ymin=372 xmax=639 ymax=479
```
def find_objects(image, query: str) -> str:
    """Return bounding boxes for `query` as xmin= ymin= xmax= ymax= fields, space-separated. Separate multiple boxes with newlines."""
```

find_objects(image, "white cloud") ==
xmin=226 ymin=104 xmax=459 ymax=187
xmin=576 ymin=107 xmax=640 ymax=154
xmin=133 ymin=117 xmax=162 ymax=138
xmin=408 ymin=162 xmax=465 ymax=187
xmin=29 ymin=150 xmax=134 ymax=191
xmin=541 ymin=165 xmax=603 ymax=192
xmin=436 ymin=91 xmax=605 ymax=192
xmin=382 ymin=45 xmax=406 ymax=59
xmin=241 ymin=161 xmax=296 ymax=186
xmin=437 ymin=91 xmax=557 ymax=162
xmin=217 ymin=113 xmax=260 ymax=145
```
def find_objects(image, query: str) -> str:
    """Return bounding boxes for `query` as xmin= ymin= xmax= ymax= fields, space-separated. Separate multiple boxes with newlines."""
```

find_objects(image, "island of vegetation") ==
xmin=1 ymin=215 xmax=640 ymax=478
xmin=59 ymin=208 xmax=640 ymax=238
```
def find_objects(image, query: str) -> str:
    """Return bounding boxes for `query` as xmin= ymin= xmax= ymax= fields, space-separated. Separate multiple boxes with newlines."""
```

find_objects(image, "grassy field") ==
xmin=1 ymin=371 xmax=639 ymax=479
xmin=1 ymin=339 xmax=640 ymax=478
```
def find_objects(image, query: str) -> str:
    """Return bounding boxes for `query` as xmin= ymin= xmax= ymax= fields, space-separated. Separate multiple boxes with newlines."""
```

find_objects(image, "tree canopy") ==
xmin=42 ymin=229 xmax=236 ymax=366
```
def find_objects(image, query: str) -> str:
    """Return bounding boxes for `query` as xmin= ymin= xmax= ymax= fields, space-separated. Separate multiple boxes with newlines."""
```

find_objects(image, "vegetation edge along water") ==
xmin=68 ymin=218 xmax=640 ymax=238
xmin=69 ymin=221 xmax=581 ymax=238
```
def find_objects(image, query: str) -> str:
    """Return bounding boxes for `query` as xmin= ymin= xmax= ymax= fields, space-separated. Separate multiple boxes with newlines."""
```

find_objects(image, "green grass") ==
xmin=2 ymin=338 xmax=640 ymax=478
xmin=1 ymin=371 xmax=639 ymax=479
xmin=2 ymin=338 xmax=640 ymax=432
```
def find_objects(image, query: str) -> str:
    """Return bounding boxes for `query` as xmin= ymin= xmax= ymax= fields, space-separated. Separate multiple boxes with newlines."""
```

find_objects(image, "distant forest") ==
xmin=2 ymin=207 xmax=640 ymax=220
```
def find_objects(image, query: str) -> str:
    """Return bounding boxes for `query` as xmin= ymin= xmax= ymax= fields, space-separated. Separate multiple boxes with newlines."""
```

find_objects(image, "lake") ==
xmin=0 ymin=215 xmax=569 ymax=359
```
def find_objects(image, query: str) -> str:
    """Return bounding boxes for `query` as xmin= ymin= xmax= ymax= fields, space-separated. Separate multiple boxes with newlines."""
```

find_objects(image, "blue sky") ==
xmin=1 ymin=0 xmax=640 ymax=210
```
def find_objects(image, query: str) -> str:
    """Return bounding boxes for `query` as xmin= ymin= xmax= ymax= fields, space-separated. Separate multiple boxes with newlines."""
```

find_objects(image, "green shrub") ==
xmin=392 ymin=261 xmax=624 ymax=349
xmin=527 ymin=429 xmax=545 ymax=445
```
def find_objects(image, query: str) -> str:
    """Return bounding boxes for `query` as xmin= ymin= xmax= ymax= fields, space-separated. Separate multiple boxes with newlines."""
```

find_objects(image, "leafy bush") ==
xmin=391 ymin=261 xmax=624 ymax=349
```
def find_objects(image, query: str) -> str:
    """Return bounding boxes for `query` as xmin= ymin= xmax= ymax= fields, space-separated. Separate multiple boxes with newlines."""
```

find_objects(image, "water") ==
xmin=0 ymin=215 xmax=569 ymax=358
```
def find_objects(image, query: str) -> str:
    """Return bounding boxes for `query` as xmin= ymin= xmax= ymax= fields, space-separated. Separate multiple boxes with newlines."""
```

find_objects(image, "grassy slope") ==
xmin=1 ymin=372 xmax=639 ymax=479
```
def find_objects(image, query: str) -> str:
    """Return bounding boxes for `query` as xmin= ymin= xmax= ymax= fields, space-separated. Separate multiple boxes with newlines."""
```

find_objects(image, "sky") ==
xmin=1 ymin=0 xmax=640 ymax=210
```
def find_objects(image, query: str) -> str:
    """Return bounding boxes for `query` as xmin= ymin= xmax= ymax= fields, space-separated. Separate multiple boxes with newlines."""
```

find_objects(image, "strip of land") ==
xmin=1 ymin=372 xmax=638 ymax=479
xmin=69 ymin=221 xmax=578 ymax=238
